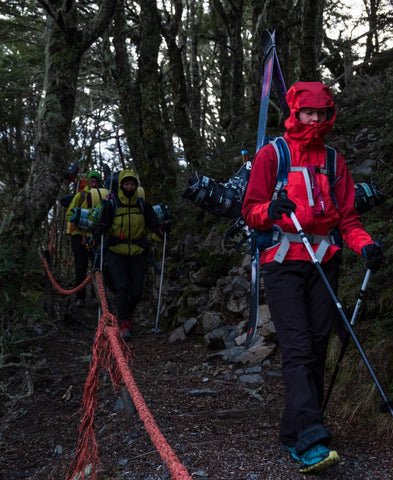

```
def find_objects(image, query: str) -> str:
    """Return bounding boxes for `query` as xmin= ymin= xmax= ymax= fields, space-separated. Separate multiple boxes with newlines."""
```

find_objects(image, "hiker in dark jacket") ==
xmin=98 ymin=169 xmax=164 ymax=340
xmin=66 ymin=170 xmax=103 ymax=306
xmin=242 ymin=81 xmax=384 ymax=473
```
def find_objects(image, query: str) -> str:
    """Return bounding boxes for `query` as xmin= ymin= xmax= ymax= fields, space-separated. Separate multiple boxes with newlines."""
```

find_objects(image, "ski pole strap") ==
xmin=273 ymin=229 xmax=337 ymax=264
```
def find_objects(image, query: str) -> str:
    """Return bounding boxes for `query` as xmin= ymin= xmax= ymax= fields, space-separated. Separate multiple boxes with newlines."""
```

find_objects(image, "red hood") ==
xmin=284 ymin=82 xmax=336 ymax=147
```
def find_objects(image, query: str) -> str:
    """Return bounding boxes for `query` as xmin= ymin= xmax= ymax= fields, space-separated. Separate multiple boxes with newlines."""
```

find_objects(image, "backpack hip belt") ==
xmin=272 ymin=228 xmax=337 ymax=263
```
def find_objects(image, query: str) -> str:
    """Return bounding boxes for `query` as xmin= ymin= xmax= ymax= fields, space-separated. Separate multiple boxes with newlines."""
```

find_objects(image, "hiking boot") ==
xmin=280 ymin=443 xmax=300 ymax=462
xmin=298 ymin=444 xmax=339 ymax=473
xmin=281 ymin=443 xmax=339 ymax=473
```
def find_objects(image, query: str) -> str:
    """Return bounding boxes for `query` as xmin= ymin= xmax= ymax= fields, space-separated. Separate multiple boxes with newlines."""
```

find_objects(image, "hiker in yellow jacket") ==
xmin=97 ymin=169 xmax=166 ymax=339
xmin=66 ymin=170 xmax=103 ymax=307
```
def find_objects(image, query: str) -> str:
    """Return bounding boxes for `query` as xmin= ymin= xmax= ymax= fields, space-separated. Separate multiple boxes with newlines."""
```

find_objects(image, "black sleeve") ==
xmin=143 ymin=201 xmax=160 ymax=231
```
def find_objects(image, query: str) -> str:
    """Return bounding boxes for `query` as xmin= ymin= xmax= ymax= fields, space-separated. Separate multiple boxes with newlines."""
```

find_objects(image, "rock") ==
xmin=113 ymin=397 xmax=125 ymax=412
xmin=183 ymin=316 xmax=198 ymax=334
xmin=189 ymin=266 xmax=217 ymax=286
xmin=204 ymin=326 xmax=233 ymax=349
xmin=238 ymin=373 xmax=264 ymax=384
xmin=201 ymin=311 xmax=221 ymax=331
xmin=168 ymin=325 xmax=186 ymax=342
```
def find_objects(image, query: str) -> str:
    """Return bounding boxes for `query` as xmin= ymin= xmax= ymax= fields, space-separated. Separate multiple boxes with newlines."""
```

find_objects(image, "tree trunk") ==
xmin=110 ymin=0 xmax=145 ymax=172
xmin=212 ymin=0 xmax=246 ymax=142
xmin=298 ymin=0 xmax=325 ymax=80
xmin=138 ymin=0 xmax=177 ymax=200
xmin=162 ymin=0 xmax=205 ymax=170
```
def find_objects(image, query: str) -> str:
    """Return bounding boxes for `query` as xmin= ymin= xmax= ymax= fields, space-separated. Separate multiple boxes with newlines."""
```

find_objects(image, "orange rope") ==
xmin=43 ymin=232 xmax=192 ymax=480
xmin=107 ymin=326 xmax=193 ymax=479
xmin=63 ymin=270 xmax=192 ymax=480
xmin=42 ymin=256 xmax=92 ymax=295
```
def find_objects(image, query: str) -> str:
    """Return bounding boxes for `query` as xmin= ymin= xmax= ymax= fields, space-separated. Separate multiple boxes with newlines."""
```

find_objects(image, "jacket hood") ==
xmin=284 ymin=82 xmax=336 ymax=146
xmin=118 ymin=169 xmax=139 ymax=204
xmin=119 ymin=169 xmax=139 ymax=187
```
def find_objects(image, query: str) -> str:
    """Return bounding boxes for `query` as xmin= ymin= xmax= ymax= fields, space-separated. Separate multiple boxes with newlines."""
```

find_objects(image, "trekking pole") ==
xmin=322 ymin=268 xmax=371 ymax=413
xmin=278 ymin=190 xmax=393 ymax=417
xmin=152 ymin=231 xmax=167 ymax=333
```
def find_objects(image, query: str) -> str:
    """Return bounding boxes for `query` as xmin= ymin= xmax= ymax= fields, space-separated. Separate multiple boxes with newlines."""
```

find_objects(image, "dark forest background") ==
xmin=1 ymin=0 xmax=393 ymax=410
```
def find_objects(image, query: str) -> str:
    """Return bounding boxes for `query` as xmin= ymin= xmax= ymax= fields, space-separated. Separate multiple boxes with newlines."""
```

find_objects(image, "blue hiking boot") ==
xmin=281 ymin=443 xmax=339 ymax=473
xmin=298 ymin=444 xmax=339 ymax=473
xmin=280 ymin=443 xmax=300 ymax=462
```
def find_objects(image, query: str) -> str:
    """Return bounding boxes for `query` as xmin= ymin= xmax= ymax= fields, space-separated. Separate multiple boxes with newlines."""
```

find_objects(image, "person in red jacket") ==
xmin=242 ymin=81 xmax=383 ymax=473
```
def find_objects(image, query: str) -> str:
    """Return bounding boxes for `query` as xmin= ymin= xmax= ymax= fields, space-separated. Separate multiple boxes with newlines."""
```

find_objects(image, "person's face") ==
xmin=122 ymin=179 xmax=137 ymax=192
xmin=88 ymin=177 xmax=100 ymax=189
xmin=298 ymin=108 xmax=328 ymax=124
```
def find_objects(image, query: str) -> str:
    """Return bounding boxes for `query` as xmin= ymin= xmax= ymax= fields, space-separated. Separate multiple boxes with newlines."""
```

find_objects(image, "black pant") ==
xmin=71 ymin=234 xmax=92 ymax=301
xmin=105 ymin=251 xmax=147 ymax=324
xmin=261 ymin=257 xmax=340 ymax=449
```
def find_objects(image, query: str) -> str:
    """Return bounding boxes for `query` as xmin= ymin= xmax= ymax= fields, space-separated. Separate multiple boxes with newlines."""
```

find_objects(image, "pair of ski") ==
xmin=245 ymin=30 xmax=289 ymax=347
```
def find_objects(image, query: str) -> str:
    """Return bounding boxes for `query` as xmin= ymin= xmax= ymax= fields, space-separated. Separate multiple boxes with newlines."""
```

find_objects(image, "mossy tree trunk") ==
xmin=247 ymin=0 xmax=295 ymax=137
xmin=162 ymin=0 xmax=205 ymax=170
xmin=212 ymin=0 xmax=246 ymax=143
xmin=298 ymin=0 xmax=325 ymax=81
xmin=109 ymin=0 xmax=178 ymax=201
xmin=110 ymin=0 xmax=145 ymax=175
xmin=138 ymin=0 xmax=177 ymax=201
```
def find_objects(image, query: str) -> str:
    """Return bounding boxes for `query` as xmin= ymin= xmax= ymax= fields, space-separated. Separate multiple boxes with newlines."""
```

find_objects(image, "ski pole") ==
xmin=279 ymin=190 xmax=393 ymax=417
xmin=152 ymin=231 xmax=167 ymax=333
xmin=322 ymin=268 xmax=371 ymax=413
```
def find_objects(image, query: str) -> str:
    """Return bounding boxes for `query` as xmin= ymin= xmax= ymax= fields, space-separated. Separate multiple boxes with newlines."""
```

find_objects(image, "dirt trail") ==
xmin=0 ymin=306 xmax=392 ymax=480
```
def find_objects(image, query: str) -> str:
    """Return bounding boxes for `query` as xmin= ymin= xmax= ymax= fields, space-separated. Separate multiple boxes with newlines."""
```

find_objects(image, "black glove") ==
xmin=268 ymin=197 xmax=297 ymax=220
xmin=156 ymin=223 xmax=170 ymax=240
xmin=93 ymin=224 xmax=106 ymax=244
xmin=362 ymin=243 xmax=384 ymax=273
xmin=162 ymin=222 xmax=171 ymax=234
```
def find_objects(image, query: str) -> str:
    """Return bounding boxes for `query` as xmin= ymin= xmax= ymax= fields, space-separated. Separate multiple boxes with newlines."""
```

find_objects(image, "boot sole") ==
xmin=299 ymin=450 xmax=340 ymax=473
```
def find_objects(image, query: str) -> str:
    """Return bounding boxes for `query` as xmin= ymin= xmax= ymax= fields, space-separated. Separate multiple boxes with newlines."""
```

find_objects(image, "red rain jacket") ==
xmin=242 ymin=81 xmax=373 ymax=264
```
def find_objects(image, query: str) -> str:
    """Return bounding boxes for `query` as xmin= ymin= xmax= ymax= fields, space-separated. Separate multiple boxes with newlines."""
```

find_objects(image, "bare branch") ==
xmin=80 ymin=0 xmax=119 ymax=51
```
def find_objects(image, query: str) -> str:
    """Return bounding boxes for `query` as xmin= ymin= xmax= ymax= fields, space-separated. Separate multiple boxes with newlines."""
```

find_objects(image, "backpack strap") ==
xmin=78 ymin=190 xmax=86 ymax=207
xmin=269 ymin=137 xmax=291 ymax=200
xmin=137 ymin=197 xmax=145 ymax=214
xmin=320 ymin=144 xmax=339 ymax=206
